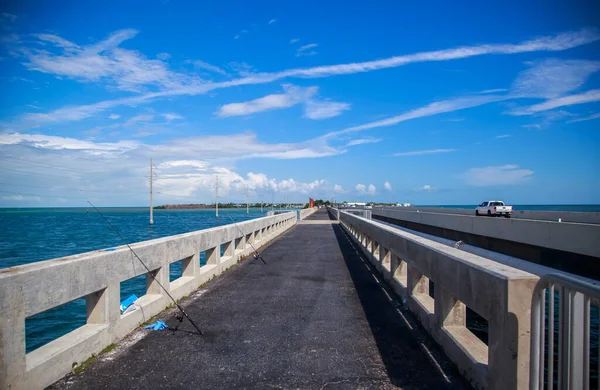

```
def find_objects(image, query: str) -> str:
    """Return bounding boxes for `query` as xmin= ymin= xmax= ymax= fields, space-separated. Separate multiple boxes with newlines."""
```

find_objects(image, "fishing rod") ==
xmin=224 ymin=213 xmax=267 ymax=265
xmin=87 ymin=201 xmax=203 ymax=335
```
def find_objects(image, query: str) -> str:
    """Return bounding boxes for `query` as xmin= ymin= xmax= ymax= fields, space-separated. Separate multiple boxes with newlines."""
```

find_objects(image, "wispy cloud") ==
xmin=108 ymin=114 xmax=120 ymax=120
xmin=156 ymin=52 xmax=171 ymax=61
xmin=522 ymin=124 xmax=541 ymax=129
xmin=124 ymin=114 xmax=154 ymax=127
xmin=508 ymin=89 xmax=600 ymax=115
xmin=462 ymin=165 xmax=534 ymax=186
xmin=393 ymin=148 xmax=456 ymax=157
xmin=495 ymin=134 xmax=511 ymax=138
xmin=413 ymin=184 xmax=437 ymax=192
xmin=290 ymin=38 xmax=300 ymax=44
xmin=443 ymin=118 xmax=465 ymax=122
xmin=1 ymin=12 xmax=18 ymax=22
xmin=333 ymin=184 xmax=344 ymax=193
xmin=480 ymin=88 xmax=508 ymax=94
xmin=215 ymin=84 xmax=349 ymax=119
xmin=234 ymin=34 xmax=240 ymax=40
xmin=304 ymin=100 xmax=350 ymax=119
xmin=162 ymin=113 xmax=183 ymax=121
xmin=216 ymin=84 xmax=317 ymax=117
xmin=11 ymin=28 xmax=600 ymax=126
xmin=568 ymin=112 xmax=600 ymax=123
xmin=296 ymin=43 xmax=318 ymax=57
xmin=384 ymin=181 xmax=392 ymax=191
xmin=186 ymin=59 xmax=227 ymax=75
xmin=345 ymin=137 xmax=381 ymax=147
xmin=20 ymin=29 xmax=202 ymax=93
xmin=511 ymin=59 xmax=600 ymax=99
xmin=268 ymin=19 xmax=277 ymax=25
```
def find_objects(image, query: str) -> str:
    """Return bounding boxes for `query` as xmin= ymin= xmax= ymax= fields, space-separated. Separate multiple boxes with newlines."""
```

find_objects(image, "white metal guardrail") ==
xmin=530 ymin=274 xmax=600 ymax=390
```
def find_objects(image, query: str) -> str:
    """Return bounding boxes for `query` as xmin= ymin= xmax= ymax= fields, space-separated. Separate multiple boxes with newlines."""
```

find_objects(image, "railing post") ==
xmin=488 ymin=278 xmax=537 ymax=390
xmin=181 ymin=254 xmax=198 ymax=278
xmin=147 ymin=267 xmax=169 ymax=296
xmin=86 ymin=288 xmax=108 ymax=324
xmin=0 ymin=287 xmax=26 ymax=389
xmin=435 ymin=285 xmax=465 ymax=328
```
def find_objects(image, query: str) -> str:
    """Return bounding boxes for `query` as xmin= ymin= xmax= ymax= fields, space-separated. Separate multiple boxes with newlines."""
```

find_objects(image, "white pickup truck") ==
xmin=475 ymin=201 xmax=513 ymax=217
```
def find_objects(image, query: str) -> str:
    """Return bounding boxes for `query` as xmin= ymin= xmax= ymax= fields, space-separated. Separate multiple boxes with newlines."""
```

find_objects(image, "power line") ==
xmin=0 ymin=182 xmax=145 ymax=195
xmin=0 ymin=167 xmax=85 ymax=180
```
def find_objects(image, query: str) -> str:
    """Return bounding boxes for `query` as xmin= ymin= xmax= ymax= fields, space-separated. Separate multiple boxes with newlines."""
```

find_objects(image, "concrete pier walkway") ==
xmin=53 ymin=209 xmax=470 ymax=389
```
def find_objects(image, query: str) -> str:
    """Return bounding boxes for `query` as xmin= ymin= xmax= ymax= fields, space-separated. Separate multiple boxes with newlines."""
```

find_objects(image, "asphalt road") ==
xmin=52 ymin=209 xmax=470 ymax=389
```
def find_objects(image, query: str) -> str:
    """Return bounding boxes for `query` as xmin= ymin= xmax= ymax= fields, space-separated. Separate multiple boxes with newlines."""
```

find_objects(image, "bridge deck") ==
xmin=54 ymin=209 xmax=470 ymax=389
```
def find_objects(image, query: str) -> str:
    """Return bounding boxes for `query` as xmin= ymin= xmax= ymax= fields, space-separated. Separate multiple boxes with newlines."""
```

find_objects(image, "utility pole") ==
xmin=149 ymin=157 xmax=154 ymax=225
xmin=246 ymin=185 xmax=249 ymax=214
xmin=215 ymin=175 xmax=219 ymax=219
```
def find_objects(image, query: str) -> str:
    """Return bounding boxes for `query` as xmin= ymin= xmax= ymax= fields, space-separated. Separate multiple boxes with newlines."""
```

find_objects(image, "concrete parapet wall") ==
xmin=377 ymin=206 xmax=600 ymax=225
xmin=298 ymin=207 xmax=318 ymax=220
xmin=0 ymin=212 xmax=297 ymax=390
xmin=372 ymin=208 xmax=600 ymax=259
xmin=339 ymin=211 xmax=538 ymax=390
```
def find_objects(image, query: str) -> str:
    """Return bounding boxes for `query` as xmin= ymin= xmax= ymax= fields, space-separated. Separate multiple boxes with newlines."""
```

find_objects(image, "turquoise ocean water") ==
xmin=0 ymin=205 xmax=597 ymax=355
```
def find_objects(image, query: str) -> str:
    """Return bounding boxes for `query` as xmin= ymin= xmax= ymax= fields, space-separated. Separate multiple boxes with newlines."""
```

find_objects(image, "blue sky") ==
xmin=0 ymin=1 xmax=599 ymax=206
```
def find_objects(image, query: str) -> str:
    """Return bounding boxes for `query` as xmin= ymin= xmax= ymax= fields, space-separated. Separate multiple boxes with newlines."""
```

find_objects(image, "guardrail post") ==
xmin=86 ymin=288 xmax=108 ymax=324
xmin=147 ymin=267 xmax=169 ymax=296
xmin=435 ymin=285 xmax=465 ymax=328
xmin=0 ymin=287 xmax=26 ymax=389
xmin=488 ymin=278 xmax=537 ymax=390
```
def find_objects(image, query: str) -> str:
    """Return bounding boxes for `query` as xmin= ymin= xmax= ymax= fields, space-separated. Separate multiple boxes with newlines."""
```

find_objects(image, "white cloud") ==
xmin=1 ymin=195 xmax=40 ymax=201
xmin=568 ymin=112 xmax=600 ymax=123
xmin=462 ymin=165 xmax=534 ymax=186
xmin=156 ymin=52 xmax=171 ymax=61
xmin=13 ymin=28 xmax=600 ymax=126
xmin=268 ymin=19 xmax=277 ymax=25
xmin=495 ymin=134 xmax=511 ymax=138
xmin=216 ymin=84 xmax=317 ymax=117
xmin=304 ymin=100 xmax=350 ymax=119
xmin=296 ymin=43 xmax=318 ymax=57
xmin=355 ymin=183 xmax=376 ymax=195
xmin=480 ymin=89 xmax=508 ymax=94
xmin=508 ymin=89 xmax=600 ymax=115
xmin=187 ymin=59 xmax=227 ymax=75
xmin=124 ymin=114 xmax=154 ymax=127
xmin=2 ymin=12 xmax=18 ymax=22
xmin=384 ymin=181 xmax=392 ymax=191
xmin=393 ymin=148 xmax=456 ymax=157
xmin=162 ymin=113 xmax=183 ymax=121
xmin=414 ymin=184 xmax=436 ymax=192
xmin=20 ymin=29 xmax=202 ymax=93
xmin=345 ymin=137 xmax=381 ymax=147
xmin=333 ymin=184 xmax=344 ymax=193
xmin=108 ymin=114 xmax=120 ymax=120
xmin=325 ymin=94 xmax=508 ymax=139
xmin=511 ymin=59 xmax=600 ymax=99
xmin=234 ymin=34 xmax=240 ymax=40
xmin=290 ymin=38 xmax=300 ymax=44
xmin=216 ymin=84 xmax=349 ymax=120
xmin=522 ymin=124 xmax=541 ymax=129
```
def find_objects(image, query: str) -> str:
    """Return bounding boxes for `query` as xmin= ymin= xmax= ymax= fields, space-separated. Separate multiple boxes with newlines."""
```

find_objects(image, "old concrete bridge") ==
xmin=1 ymin=207 xmax=599 ymax=389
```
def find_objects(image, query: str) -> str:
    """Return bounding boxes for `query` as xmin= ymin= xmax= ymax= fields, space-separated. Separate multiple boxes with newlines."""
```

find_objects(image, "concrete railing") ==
xmin=0 ymin=212 xmax=297 ymax=389
xmin=375 ymin=206 xmax=600 ymax=225
xmin=372 ymin=207 xmax=600 ymax=259
xmin=339 ymin=211 xmax=538 ymax=390
xmin=298 ymin=207 xmax=318 ymax=220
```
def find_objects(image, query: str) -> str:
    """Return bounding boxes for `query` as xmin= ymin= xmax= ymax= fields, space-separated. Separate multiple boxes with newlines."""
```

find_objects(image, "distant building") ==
xmin=344 ymin=202 xmax=367 ymax=207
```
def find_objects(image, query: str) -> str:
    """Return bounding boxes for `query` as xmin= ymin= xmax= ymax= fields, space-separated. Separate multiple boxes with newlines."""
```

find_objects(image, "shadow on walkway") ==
xmin=331 ymin=224 xmax=471 ymax=389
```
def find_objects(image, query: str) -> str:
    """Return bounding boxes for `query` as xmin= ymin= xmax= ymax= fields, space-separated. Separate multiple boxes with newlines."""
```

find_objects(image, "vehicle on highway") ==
xmin=475 ymin=201 xmax=513 ymax=217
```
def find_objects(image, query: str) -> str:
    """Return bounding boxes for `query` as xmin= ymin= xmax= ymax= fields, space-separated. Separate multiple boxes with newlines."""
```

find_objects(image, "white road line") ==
xmin=420 ymin=342 xmax=452 ymax=383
